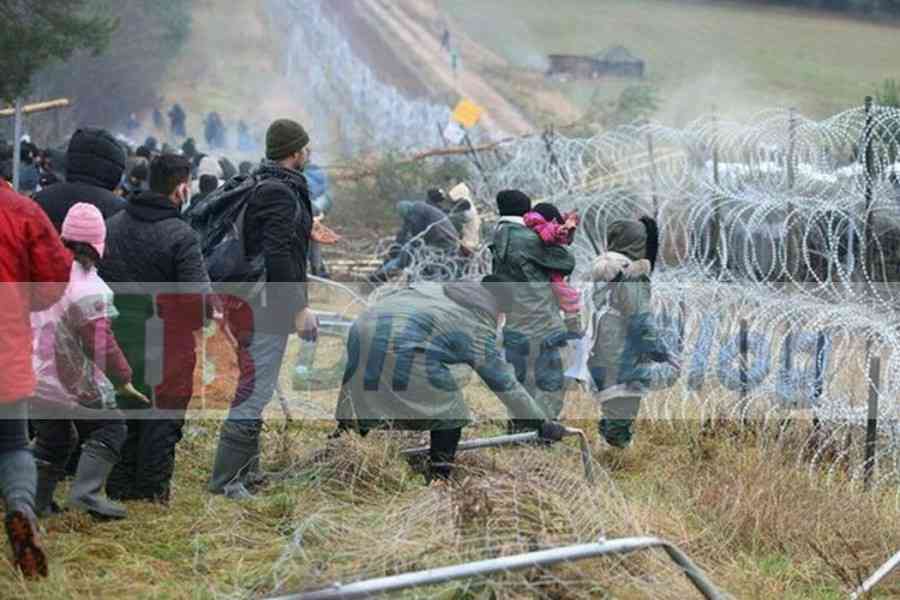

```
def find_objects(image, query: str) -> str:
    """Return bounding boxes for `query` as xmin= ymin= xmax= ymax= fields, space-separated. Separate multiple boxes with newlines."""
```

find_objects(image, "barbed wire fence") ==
xmin=254 ymin=102 xmax=900 ymax=597
xmin=305 ymin=102 xmax=900 ymax=487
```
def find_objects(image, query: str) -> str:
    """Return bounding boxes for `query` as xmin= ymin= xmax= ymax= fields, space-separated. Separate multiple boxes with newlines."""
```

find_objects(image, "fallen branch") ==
xmin=0 ymin=98 xmax=70 ymax=119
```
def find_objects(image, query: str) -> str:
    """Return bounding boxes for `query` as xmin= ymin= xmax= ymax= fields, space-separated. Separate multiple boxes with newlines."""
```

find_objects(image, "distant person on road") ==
xmin=168 ymin=103 xmax=186 ymax=138
xmin=204 ymin=112 xmax=227 ymax=150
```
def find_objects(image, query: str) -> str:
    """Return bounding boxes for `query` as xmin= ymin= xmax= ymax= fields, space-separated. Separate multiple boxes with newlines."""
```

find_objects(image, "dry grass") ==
xmin=1 ymin=380 xmax=896 ymax=597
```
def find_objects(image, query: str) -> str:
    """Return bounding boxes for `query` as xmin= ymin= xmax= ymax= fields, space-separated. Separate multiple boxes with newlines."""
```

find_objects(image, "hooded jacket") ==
xmin=33 ymin=129 xmax=127 ymax=232
xmin=335 ymin=283 xmax=551 ymax=432
xmin=589 ymin=219 xmax=667 ymax=390
xmin=0 ymin=182 xmax=73 ymax=403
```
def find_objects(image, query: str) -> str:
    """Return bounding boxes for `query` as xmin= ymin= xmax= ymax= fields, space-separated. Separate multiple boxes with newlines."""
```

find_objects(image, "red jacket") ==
xmin=0 ymin=181 xmax=73 ymax=403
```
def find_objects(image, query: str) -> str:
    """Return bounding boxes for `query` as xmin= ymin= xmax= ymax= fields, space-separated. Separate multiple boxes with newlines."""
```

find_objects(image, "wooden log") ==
xmin=0 ymin=98 xmax=70 ymax=119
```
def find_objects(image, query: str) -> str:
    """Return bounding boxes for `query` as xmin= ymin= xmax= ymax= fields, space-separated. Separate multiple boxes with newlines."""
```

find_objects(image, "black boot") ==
xmin=427 ymin=428 xmax=461 ymax=482
xmin=68 ymin=441 xmax=127 ymax=520
xmin=208 ymin=421 xmax=259 ymax=499
xmin=34 ymin=459 xmax=65 ymax=517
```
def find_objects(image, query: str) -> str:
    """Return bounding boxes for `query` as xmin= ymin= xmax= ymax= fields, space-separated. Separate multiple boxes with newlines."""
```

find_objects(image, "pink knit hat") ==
xmin=61 ymin=203 xmax=106 ymax=258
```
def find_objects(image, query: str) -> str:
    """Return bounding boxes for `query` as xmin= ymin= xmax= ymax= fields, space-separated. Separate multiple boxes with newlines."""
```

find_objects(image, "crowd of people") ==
xmin=0 ymin=111 xmax=678 ymax=580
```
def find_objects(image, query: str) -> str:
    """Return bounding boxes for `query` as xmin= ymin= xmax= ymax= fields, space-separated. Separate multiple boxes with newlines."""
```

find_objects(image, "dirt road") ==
xmin=355 ymin=0 xmax=534 ymax=137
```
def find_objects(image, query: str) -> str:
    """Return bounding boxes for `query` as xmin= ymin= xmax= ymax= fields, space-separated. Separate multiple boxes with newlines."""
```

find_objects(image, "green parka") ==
xmin=335 ymin=282 xmax=552 ymax=432
xmin=489 ymin=219 xmax=576 ymax=417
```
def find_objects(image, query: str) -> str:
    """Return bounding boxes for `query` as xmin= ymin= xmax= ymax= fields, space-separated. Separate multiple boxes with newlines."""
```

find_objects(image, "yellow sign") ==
xmin=451 ymin=99 xmax=484 ymax=129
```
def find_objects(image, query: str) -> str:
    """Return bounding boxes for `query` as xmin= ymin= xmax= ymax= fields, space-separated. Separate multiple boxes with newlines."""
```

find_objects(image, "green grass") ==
xmin=441 ymin=0 xmax=900 ymax=123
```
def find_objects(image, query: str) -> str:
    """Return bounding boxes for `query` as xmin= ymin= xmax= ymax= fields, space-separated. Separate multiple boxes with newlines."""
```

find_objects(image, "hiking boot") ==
xmin=68 ymin=441 xmax=127 ymax=520
xmin=5 ymin=506 xmax=48 ymax=578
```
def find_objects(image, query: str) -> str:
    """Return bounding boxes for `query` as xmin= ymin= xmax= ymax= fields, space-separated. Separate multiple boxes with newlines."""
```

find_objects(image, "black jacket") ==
xmin=100 ymin=192 xmax=210 ymax=290
xmin=33 ymin=128 xmax=127 ymax=232
xmin=244 ymin=162 xmax=313 ymax=333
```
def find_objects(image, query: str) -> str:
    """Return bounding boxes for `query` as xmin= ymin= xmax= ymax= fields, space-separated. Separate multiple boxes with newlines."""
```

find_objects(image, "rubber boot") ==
xmin=5 ymin=505 xmax=48 ymax=578
xmin=34 ymin=459 xmax=65 ymax=517
xmin=208 ymin=421 xmax=259 ymax=499
xmin=68 ymin=441 xmax=127 ymax=520
xmin=427 ymin=428 xmax=461 ymax=483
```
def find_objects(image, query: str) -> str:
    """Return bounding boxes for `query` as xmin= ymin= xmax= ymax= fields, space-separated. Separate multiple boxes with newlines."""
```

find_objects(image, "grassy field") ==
xmin=440 ymin=0 xmax=900 ymax=124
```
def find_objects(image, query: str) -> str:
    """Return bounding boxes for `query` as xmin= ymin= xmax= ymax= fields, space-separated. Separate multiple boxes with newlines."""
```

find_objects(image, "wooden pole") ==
xmin=0 ymin=98 xmax=70 ymax=119
xmin=864 ymin=351 xmax=880 ymax=490
xmin=12 ymin=98 xmax=22 ymax=193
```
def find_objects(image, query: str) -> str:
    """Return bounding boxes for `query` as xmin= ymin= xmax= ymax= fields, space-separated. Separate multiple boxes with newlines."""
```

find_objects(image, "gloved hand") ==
xmin=539 ymin=421 xmax=567 ymax=443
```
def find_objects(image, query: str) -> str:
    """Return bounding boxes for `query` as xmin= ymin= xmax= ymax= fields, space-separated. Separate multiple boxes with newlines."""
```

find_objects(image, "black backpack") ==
xmin=185 ymin=174 xmax=266 ymax=296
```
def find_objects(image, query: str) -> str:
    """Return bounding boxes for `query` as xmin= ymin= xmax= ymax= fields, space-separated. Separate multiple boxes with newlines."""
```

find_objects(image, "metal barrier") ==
xmin=400 ymin=427 xmax=595 ymax=483
xmin=272 ymin=536 xmax=727 ymax=600
xmin=850 ymin=549 xmax=900 ymax=599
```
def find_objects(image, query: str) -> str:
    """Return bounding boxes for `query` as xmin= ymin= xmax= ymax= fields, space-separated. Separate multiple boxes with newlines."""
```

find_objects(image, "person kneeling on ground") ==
xmin=30 ymin=204 xmax=150 ymax=520
xmin=334 ymin=275 xmax=566 ymax=481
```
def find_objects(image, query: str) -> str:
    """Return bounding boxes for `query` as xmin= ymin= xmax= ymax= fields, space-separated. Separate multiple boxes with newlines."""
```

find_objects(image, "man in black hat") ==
xmin=208 ymin=118 xmax=317 ymax=498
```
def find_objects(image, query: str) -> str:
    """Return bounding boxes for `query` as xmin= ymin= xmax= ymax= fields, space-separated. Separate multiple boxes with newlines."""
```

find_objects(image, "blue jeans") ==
xmin=227 ymin=331 xmax=290 ymax=429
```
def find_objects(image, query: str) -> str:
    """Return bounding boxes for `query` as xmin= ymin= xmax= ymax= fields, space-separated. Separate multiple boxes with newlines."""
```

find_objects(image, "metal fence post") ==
xmin=739 ymin=318 xmax=749 ymax=423
xmin=864 ymin=353 xmax=880 ymax=490
xmin=863 ymin=96 xmax=875 ymax=279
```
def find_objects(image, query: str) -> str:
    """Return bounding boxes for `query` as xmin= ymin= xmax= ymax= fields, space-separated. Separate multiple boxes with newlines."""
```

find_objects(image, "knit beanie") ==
xmin=266 ymin=119 xmax=310 ymax=161
xmin=496 ymin=189 xmax=531 ymax=217
xmin=62 ymin=203 xmax=106 ymax=258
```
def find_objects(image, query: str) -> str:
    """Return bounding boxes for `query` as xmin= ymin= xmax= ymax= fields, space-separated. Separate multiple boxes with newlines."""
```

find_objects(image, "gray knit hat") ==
xmin=266 ymin=119 xmax=310 ymax=161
